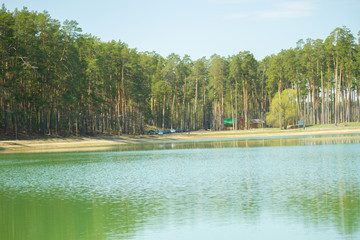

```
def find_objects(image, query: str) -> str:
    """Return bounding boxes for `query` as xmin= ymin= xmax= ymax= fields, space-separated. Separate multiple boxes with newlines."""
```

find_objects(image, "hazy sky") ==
xmin=3 ymin=0 xmax=360 ymax=60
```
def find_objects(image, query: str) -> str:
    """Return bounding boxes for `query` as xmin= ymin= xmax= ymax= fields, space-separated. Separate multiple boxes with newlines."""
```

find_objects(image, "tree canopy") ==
xmin=266 ymin=89 xmax=297 ymax=129
xmin=1 ymin=5 xmax=360 ymax=139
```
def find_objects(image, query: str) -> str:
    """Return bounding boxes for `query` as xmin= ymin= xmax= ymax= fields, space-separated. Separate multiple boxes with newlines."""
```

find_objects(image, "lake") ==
xmin=0 ymin=134 xmax=359 ymax=240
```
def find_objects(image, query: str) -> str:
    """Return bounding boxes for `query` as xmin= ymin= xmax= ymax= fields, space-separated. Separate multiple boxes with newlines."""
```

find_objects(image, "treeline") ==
xmin=1 ymin=6 xmax=360 ymax=138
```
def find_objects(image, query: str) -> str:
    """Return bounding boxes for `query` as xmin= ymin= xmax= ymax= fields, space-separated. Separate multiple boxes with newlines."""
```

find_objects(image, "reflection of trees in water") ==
xmin=270 ymin=185 xmax=360 ymax=235
xmin=1 ymin=180 xmax=358 ymax=239
xmin=110 ymin=134 xmax=360 ymax=152
xmin=0 ymin=189 xmax=164 ymax=240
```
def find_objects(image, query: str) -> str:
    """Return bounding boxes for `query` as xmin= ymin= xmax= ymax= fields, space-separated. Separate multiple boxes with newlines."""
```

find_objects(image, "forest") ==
xmin=1 ymin=6 xmax=360 ymax=139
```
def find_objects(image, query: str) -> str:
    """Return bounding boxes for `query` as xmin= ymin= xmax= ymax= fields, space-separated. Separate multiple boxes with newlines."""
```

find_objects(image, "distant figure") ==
xmin=303 ymin=125 xmax=306 ymax=130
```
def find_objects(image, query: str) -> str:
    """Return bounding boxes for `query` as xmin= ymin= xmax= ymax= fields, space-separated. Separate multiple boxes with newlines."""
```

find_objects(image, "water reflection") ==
xmin=0 ymin=134 xmax=359 ymax=240
xmin=105 ymin=133 xmax=360 ymax=152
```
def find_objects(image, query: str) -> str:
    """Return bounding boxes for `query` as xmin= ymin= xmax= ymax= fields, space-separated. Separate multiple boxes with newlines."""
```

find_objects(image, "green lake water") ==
xmin=0 ymin=134 xmax=360 ymax=240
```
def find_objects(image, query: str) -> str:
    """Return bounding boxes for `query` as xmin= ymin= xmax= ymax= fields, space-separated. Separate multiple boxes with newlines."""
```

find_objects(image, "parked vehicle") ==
xmin=170 ymin=129 xmax=176 ymax=133
xmin=147 ymin=130 xmax=157 ymax=135
xmin=157 ymin=130 xmax=164 ymax=135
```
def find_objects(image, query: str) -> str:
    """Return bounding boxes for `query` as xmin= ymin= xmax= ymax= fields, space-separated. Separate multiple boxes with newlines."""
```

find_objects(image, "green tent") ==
xmin=224 ymin=118 xmax=233 ymax=125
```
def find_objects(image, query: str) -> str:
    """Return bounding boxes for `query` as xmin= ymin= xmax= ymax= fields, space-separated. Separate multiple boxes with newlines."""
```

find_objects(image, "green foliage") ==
xmin=266 ymin=89 xmax=297 ymax=129
xmin=0 ymin=5 xmax=359 ymax=138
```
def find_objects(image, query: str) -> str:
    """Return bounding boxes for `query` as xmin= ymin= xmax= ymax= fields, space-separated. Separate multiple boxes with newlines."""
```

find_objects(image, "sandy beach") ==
xmin=1 ymin=126 xmax=360 ymax=153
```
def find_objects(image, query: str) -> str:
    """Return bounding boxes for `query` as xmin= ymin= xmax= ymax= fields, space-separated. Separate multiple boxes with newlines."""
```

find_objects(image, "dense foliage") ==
xmin=1 ymin=6 xmax=360 ymax=138
xmin=266 ymin=89 xmax=297 ymax=129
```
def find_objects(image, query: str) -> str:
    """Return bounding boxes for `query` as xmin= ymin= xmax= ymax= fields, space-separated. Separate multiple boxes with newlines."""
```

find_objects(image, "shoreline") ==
xmin=1 ymin=127 xmax=360 ymax=154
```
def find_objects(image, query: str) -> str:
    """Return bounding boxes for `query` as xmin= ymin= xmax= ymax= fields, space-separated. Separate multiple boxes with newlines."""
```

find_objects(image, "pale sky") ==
xmin=2 ymin=0 xmax=360 ymax=60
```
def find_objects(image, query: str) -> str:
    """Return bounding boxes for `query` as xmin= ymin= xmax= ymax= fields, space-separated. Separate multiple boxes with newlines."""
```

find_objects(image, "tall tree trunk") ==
xmin=203 ymin=77 xmax=207 ymax=129
xmin=75 ymin=116 xmax=79 ymax=136
xmin=68 ymin=116 xmax=71 ymax=135
xmin=182 ymin=75 xmax=187 ymax=130
xmin=306 ymin=93 xmax=310 ymax=126
xmin=230 ymin=87 xmax=234 ymax=130
xmin=162 ymin=87 xmax=166 ymax=129
xmin=4 ymin=98 xmax=9 ymax=135
xmin=48 ymin=109 xmax=52 ymax=135
xmin=194 ymin=75 xmax=198 ymax=130
xmin=278 ymin=77 xmax=282 ymax=130
xmin=295 ymin=82 xmax=300 ymax=123
xmin=151 ymin=96 xmax=154 ymax=126
xmin=101 ymin=108 xmax=104 ymax=134
xmin=303 ymin=97 xmax=306 ymax=126
xmin=221 ymin=75 xmax=224 ymax=131
xmin=187 ymin=102 xmax=191 ymax=130
xmin=347 ymin=84 xmax=351 ymax=122
xmin=328 ymin=89 xmax=331 ymax=124
xmin=116 ymin=74 xmax=121 ymax=135
xmin=140 ymin=111 xmax=144 ymax=134
xmin=25 ymin=101 xmax=31 ymax=136
xmin=121 ymin=64 xmax=126 ymax=133
xmin=339 ymin=67 xmax=343 ymax=124
xmin=334 ymin=66 xmax=338 ymax=126
xmin=243 ymin=80 xmax=249 ymax=130
xmin=321 ymin=71 xmax=325 ymax=124
xmin=212 ymin=101 xmax=216 ymax=130
xmin=343 ymin=80 xmax=346 ymax=123
xmin=171 ymin=93 xmax=176 ymax=129
xmin=358 ymin=86 xmax=360 ymax=122
xmin=312 ymin=76 xmax=316 ymax=124
xmin=235 ymin=80 xmax=238 ymax=130
xmin=12 ymin=106 xmax=18 ymax=140
xmin=261 ymin=67 xmax=265 ymax=129
xmin=57 ymin=110 xmax=60 ymax=135
xmin=216 ymin=100 xmax=219 ymax=130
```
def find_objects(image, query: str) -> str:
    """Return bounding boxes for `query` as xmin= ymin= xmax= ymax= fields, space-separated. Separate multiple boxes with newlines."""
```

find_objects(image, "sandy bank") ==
xmin=1 ymin=127 xmax=360 ymax=153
